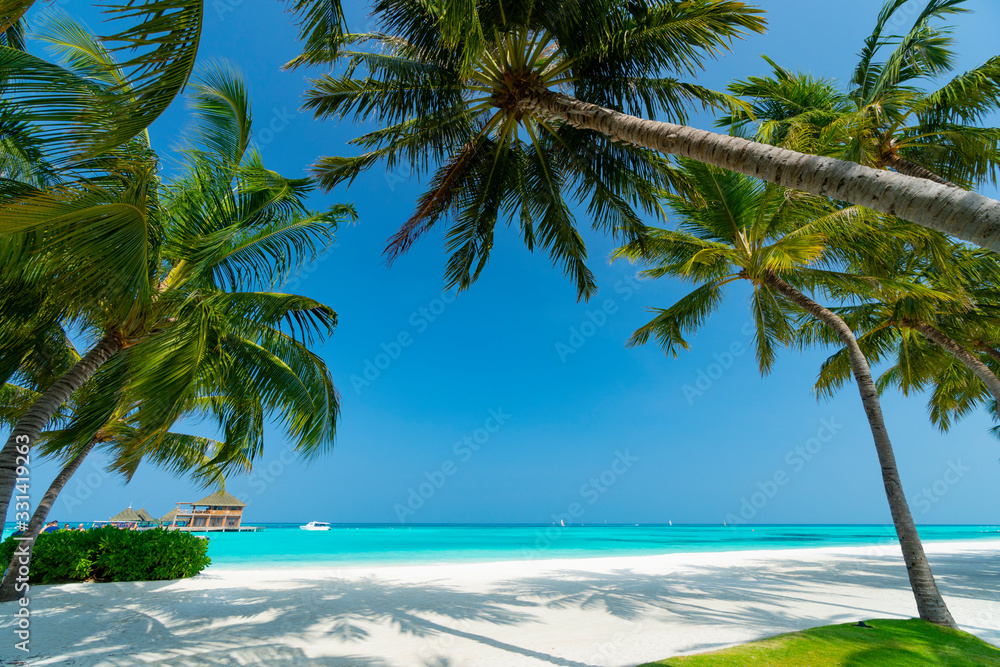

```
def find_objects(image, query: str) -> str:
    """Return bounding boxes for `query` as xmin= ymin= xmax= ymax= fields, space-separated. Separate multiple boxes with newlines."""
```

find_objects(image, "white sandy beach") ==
xmin=1 ymin=539 xmax=998 ymax=666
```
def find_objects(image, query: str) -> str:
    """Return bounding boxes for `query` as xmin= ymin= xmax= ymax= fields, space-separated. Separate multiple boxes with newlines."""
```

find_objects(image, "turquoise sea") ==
xmin=182 ymin=524 xmax=1000 ymax=569
xmin=7 ymin=523 xmax=998 ymax=568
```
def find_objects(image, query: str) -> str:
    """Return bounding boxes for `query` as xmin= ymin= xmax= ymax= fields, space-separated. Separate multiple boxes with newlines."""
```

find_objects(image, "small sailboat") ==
xmin=300 ymin=521 xmax=332 ymax=531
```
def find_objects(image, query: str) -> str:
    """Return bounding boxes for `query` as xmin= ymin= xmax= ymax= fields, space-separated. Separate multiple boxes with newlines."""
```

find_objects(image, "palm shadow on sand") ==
xmin=7 ymin=546 xmax=997 ymax=665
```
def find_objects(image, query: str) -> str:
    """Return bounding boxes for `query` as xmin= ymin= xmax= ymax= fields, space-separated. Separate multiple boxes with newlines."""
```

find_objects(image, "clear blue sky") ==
xmin=17 ymin=0 xmax=1000 ymax=526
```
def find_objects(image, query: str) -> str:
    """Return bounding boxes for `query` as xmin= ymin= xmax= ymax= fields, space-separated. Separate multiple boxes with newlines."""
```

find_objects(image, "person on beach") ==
xmin=41 ymin=521 xmax=59 ymax=534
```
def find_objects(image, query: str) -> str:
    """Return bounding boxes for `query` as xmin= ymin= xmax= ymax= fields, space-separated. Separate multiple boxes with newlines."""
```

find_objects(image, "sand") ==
xmin=1 ymin=539 xmax=998 ymax=666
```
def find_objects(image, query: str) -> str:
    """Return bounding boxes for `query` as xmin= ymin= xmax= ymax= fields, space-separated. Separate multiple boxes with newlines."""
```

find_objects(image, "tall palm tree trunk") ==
xmin=912 ymin=321 xmax=1000 ymax=404
xmin=0 ymin=439 xmax=97 ymax=602
xmin=0 ymin=333 xmax=120 ymax=524
xmin=765 ymin=274 xmax=956 ymax=627
xmin=519 ymin=88 xmax=1000 ymax=252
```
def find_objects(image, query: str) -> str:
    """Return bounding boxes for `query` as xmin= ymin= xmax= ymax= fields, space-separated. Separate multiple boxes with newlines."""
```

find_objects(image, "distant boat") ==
xmin=300 ymin=521 xmax=332 ymax=531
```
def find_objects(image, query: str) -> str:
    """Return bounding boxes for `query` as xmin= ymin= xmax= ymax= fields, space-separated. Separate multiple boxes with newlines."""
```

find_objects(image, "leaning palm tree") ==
xmin=0 ymin=284 xmax=340 ymax=601
xmin=292 ymin=0 xmax=1000 ymax=266
xmin=613 ymin=159 xmax=957 ymax=627
xmin=0 ymin=55 xmax=353 ymax=522
xmin=723 ymin=0 xmax=1000 ymax=189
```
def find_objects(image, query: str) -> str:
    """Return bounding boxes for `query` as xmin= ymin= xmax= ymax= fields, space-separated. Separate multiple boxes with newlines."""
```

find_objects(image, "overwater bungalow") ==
xmin=165 ymin=491 xmax=262 ymax=532
xmin=96 ymin=506 xmax=158 ymax=529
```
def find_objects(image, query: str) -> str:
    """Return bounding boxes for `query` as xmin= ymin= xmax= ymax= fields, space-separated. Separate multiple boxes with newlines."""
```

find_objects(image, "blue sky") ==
xmin=17 ymin=0 xmax=1000 ymax=526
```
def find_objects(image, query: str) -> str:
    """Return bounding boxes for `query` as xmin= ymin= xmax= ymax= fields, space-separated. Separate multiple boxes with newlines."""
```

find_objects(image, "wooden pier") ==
xmin=170 ymin=525 xmax=264 ymax=533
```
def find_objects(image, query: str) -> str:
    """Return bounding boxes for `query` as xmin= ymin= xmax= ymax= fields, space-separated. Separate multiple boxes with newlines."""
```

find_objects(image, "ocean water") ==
xmin=6 ymin=523 xmax=997 ymax=569
xmin=190 ymin=524 xmax=1000 ymax=569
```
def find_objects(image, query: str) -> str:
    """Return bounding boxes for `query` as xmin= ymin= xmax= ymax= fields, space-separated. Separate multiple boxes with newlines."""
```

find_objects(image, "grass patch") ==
xmin=640 ymin=619 xmax=1000 ymax=666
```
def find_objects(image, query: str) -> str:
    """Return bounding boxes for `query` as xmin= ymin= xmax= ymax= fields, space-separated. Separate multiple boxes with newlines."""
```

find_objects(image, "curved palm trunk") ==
xmin=0 ymin=439 xmax=97 ymax=602
xmin=765 ymin=275 xmax=956 ymax=627
xmin=885 ymin=155 xmax=958 ymax=189
xmin=912 ymin=321 xmax=1000 ymax=405
xmin=0 ymin=333 xmax=120 ymax=524
xmin=519 ymin=89 xmax=1000 ymax=252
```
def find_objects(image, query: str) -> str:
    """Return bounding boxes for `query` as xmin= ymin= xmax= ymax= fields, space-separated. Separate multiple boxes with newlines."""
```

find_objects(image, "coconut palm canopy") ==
xmin=292 ymin=0 xmax=1000 ymax=294
xmin=295 ymin=0 xmax=767 ymax=299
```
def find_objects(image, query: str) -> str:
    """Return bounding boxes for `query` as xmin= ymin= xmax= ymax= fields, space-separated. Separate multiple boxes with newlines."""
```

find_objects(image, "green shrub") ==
xmin=0 ymin=526 xmax=211 ymax=584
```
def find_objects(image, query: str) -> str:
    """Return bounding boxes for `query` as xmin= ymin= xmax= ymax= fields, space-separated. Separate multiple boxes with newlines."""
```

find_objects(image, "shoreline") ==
xmin=204 ymin=534 xmax=1000 ymax=571
xmin=8 ymin=539 xmax=998 ymax=666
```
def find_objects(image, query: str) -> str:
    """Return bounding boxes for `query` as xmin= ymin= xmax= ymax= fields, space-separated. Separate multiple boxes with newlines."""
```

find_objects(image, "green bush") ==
xmin=0 ymin=526 xmax=211 ymax=584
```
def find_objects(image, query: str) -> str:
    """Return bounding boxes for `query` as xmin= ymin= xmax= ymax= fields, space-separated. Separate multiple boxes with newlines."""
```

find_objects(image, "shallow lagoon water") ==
xmin=195 ymin=524 xmax=1000 ymax=568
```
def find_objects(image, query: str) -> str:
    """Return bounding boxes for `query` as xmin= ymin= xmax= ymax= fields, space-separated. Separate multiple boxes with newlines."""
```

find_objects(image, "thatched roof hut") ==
xmin=109 ymin=507 xmax=142 ymax=522
xmin=193 ymin=491 xmax=246 ymax=508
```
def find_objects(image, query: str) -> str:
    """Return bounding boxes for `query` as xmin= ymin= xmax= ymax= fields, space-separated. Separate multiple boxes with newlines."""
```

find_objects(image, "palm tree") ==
xmin=291 ymin=0 xmax=1000 ymax=267
xmin=613 ymin=159 xmax=957 ymax=627
xmin=0 ymin=284 xmax=340 ymax=601
xmin=723 ymin=0 xmax=1000 ymax=190
xmin=0 ymin=52 xmax=353 ymax=523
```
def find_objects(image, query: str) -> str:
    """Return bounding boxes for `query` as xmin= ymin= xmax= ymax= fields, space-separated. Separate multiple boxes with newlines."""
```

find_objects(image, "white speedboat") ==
xmin=300 ymin=521 xmax=332 ymax=531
